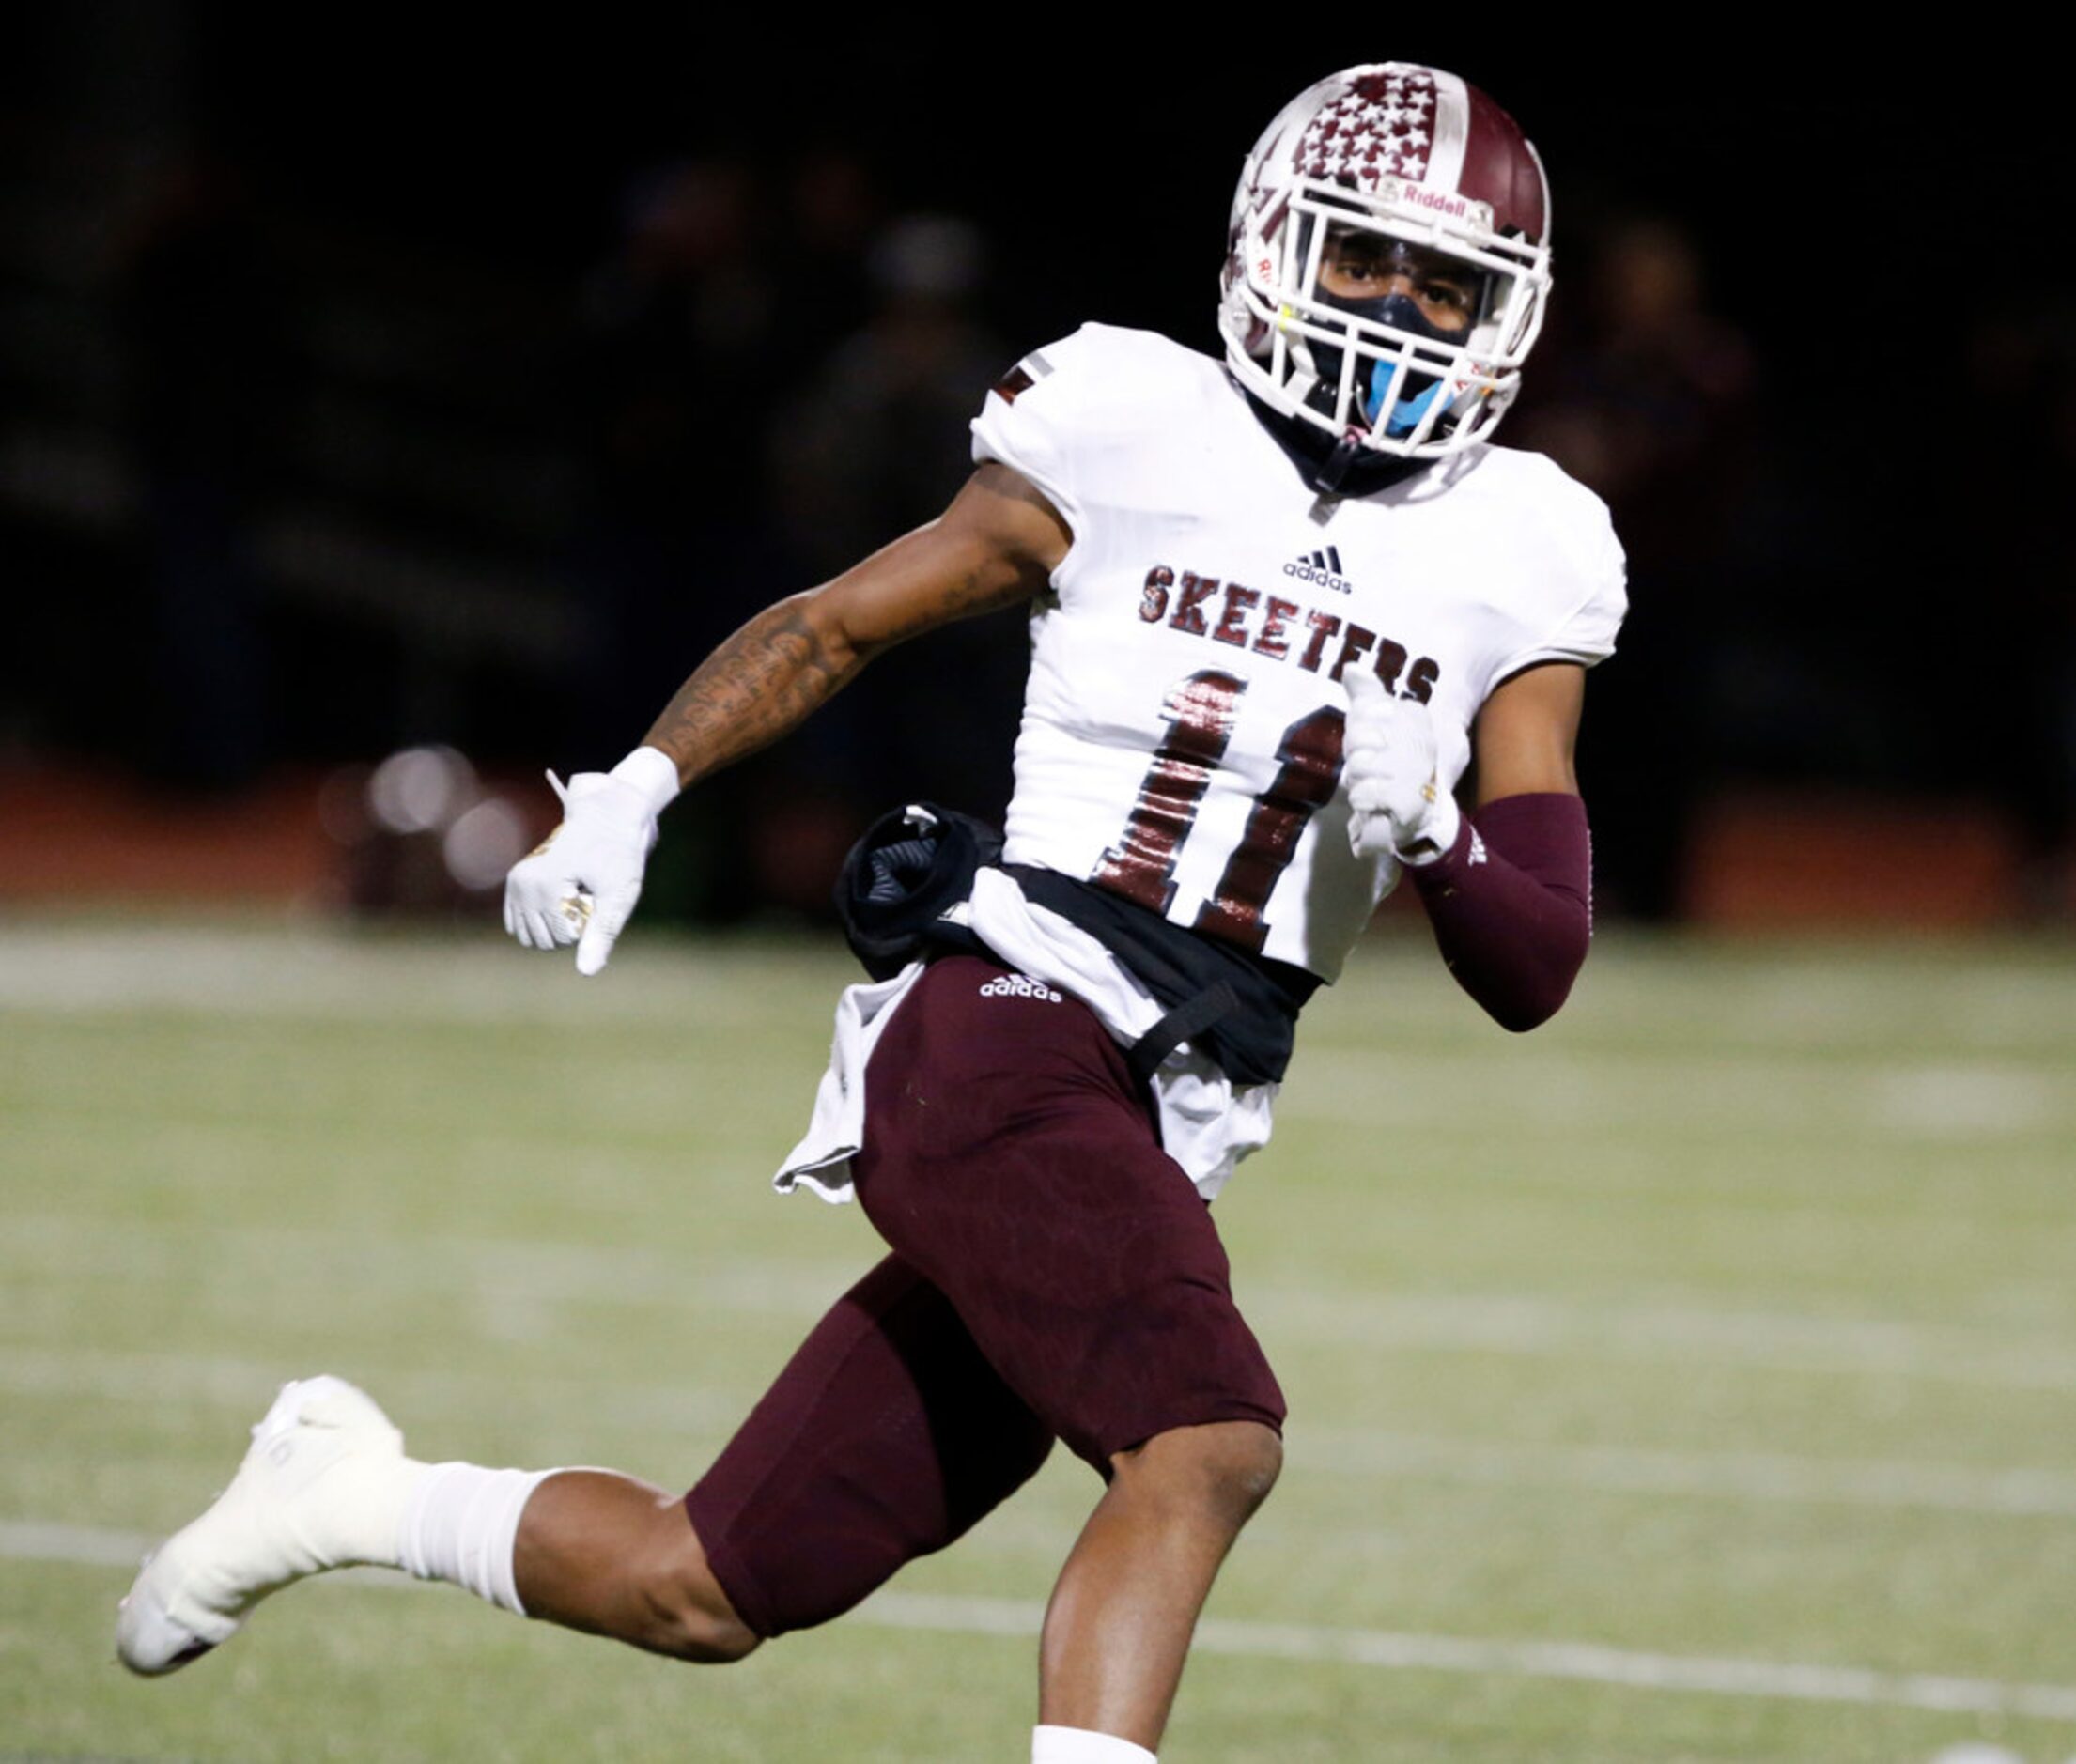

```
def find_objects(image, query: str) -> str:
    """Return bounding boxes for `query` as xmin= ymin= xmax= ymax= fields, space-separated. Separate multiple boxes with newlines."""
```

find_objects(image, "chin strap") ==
xmin=1238 ymin=388 xmax=1431 ymax=498
xmin=1310 ymin=433 xmax=1366 ymax=493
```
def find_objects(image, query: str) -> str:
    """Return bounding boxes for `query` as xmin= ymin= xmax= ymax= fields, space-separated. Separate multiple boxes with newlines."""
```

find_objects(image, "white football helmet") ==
xmin=1220 ymin=63 xmax=1553 ymax=461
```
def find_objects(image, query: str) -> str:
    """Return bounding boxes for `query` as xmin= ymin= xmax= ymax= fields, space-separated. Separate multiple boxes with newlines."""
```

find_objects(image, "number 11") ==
xmin=1093 ymin=671 xmax=1346 ymax=953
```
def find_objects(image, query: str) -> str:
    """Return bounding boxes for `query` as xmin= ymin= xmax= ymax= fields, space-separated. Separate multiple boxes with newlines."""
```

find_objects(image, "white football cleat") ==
xmin=117 ymin=1374 xmax=414 ymax=1676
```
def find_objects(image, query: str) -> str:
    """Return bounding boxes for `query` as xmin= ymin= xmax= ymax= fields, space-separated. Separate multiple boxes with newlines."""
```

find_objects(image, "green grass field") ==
xmin=3 ymin=915 xmax=2073 ymax=1763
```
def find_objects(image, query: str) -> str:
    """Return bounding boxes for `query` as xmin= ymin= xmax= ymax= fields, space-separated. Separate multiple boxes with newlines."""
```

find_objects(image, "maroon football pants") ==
xmin=684 ymin=956 xmax=1284 ymax=1639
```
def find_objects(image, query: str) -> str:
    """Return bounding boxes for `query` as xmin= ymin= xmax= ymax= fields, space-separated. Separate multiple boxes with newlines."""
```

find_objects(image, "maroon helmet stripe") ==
xmin=1458 ymin=83 xmax=1547 ymax=240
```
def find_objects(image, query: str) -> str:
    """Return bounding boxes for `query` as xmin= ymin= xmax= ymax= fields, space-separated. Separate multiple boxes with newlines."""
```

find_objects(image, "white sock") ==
xmin=396 ymin=1462 xmax=559 ymax=1616
xmin=1031 ymin=1725 xmax=1156 ymax=1763
xmin=302 ymin=1451 xmax=428 ymax=1571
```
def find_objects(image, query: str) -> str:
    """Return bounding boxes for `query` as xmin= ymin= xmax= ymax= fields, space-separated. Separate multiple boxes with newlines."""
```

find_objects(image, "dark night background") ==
xmin=4 ymin=14 xmax=2071 ymax=925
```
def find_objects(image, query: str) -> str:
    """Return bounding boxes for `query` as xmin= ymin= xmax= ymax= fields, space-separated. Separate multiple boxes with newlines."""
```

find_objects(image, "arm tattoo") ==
xmin=637 ymin=475 xmax=1050 ymax=789
xmin=870 ymin=563 xmax=1021 ymax=646
xmin=643 ymin=599 xmax=853 ymax=786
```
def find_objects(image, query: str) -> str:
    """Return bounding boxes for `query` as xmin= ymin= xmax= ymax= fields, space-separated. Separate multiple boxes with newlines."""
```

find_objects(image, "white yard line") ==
xmin=869 ymin=1593 xmax=2076 ymax=1724
xmin=1298 ymin=1429 xmax=2076 ymax=1518
xmin=0 ymin=1214 xmax=864 ymax=1316
xmin=8 ymin=1208 xmax=2076 ymax=1391
xmin=1293 ymin=1050 xmax=2070 ymax=1138
xmin=6 ymin=923 xmax=2069 ymax=1071
xmin=0 ymin=925 xmax=830 ymax=1030
xmin=1253 ymin=1290 xmax=2076 ymax=1393
xmin=13 ymin=1519 xmax=2073 ymax=1723
xmin=4 ymin=1228 xmax=2076 ymax=1394
xmin=1871 ymin=1066 xmax=2066 ymax=1137
xmin=0 ymin=1345 xmax=746 ymax=1433
xmin=2 ymin=1519 xmax=150 ymax=1570
xmin=7 ymin=1343 xmax=2075 ymax=1523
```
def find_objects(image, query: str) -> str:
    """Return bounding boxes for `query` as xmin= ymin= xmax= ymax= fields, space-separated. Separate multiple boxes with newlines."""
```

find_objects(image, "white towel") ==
xmin=771 ymin=960 xmax=928 ymax=1204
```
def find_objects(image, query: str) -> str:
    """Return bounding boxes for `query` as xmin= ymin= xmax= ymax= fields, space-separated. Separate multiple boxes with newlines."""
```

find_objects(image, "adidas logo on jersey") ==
xmin=1283 ymin=546 xmax=1354 ymax=595
xmin=978 ymin=973 xmax=1064 ymax=1003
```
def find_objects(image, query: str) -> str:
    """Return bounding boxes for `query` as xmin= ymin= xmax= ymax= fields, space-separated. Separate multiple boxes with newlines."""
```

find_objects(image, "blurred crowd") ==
xmin=5 ymin=129 xmax=2073 ymax=923
xmin=559 ymin=158 xmax=1025 ymax=918
xmin=1511 ymin=216 xmax=2076 ymax=918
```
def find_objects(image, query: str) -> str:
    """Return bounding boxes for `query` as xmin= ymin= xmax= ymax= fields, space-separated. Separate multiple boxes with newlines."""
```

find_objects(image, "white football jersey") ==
xmin=971 ymin=323 xmax=1625 ymax=983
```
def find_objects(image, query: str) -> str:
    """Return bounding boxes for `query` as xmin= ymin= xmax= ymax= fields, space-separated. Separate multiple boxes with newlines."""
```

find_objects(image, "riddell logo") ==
xmin=1404 ymin=186 xmax=1469 ymax=219
xmin=1381 ymin=178 xmax=1481 ymax=224
xmin=1284 ymin=546 xmax=1354 ymax=595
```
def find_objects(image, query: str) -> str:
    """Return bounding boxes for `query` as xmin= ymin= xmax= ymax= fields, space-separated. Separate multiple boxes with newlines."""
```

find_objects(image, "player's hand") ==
xmin=503 ymin=749 xmax=678 ymax=976
xmin=1343 ymin=666 xmax=1462 ymax=865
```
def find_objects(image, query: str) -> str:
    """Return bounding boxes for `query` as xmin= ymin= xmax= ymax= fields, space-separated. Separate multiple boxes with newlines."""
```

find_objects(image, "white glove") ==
xmin=1343 ymin=665 xmax=1462 ymax=865
xmin=503 ymin=746 xmax=679 ymax=976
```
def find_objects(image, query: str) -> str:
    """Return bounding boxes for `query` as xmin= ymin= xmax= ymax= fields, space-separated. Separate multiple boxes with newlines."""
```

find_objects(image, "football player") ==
xmin=119 ymin=63 xmax=1623 ymax=1764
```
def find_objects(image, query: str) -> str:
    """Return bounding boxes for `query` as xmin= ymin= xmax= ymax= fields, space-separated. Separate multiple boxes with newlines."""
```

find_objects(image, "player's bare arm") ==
xmin=504 ymin=462 xmax=1068 ymax=971
xmin=1467 ymin=660 xmax=1586 ymax=805
xmin=643 ymin=462 xmax=1071 ymax=788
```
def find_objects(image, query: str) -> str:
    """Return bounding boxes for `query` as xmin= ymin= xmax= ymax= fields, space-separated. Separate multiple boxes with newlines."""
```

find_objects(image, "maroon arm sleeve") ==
xmin=1405 ymin=792 xmax=1593 ymax=1032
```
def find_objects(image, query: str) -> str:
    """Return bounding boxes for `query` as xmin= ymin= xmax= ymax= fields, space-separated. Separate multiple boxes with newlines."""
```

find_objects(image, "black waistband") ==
xmin=831 ymin=804 xmax=1317 ymax=1090
xmin=1004 ymin=865 xmax=1316 ymax=1087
